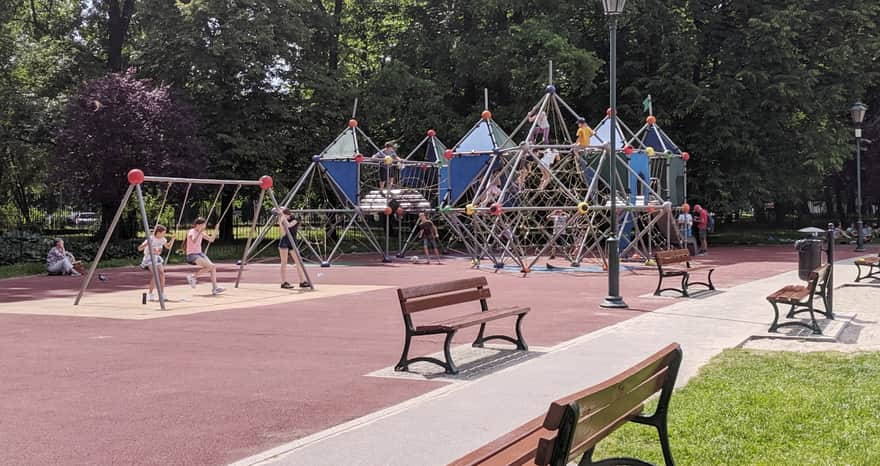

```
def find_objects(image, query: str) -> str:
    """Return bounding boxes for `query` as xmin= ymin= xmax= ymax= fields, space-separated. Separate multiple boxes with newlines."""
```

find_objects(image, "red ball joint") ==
xmin=354 ymin=153 xmax=364 ymax=163
xmin=623 ymin=145 xmax=634 ymax=155
xmin=348 ymin=119 xmax=358 ymax=128
xmin=490 ymin=202 xmax=503 ymax=216
xmin=259 ymin=175 xmax=273 ymax=190
xmin=681 ymin=151 xmax=691 ymax=162
xmin=127 ymin=169 xmax=145 ymax=185
xmin=444 ymin=149 xmax=454 ymax=161
xmin=396 ymin=207 xmax=404 ymax=216
xmin=384 ymin=206 xmax=393 ymax=216
xmin=427 ymin=129 xmax=436 ymax=137
xmin=481 ymin=110 xmax=492 ymax=120
xmin=606 ymin=108 xmax=612 ymax=116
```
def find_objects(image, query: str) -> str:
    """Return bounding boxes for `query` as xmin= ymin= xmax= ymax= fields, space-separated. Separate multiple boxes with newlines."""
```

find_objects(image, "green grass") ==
xmin=594 ymin=349 xmax=880 ymax=465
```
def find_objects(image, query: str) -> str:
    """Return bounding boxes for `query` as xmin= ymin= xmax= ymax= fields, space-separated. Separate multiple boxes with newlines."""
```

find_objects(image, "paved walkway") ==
xmin=237 ymin=259 xmax=877 ymax=466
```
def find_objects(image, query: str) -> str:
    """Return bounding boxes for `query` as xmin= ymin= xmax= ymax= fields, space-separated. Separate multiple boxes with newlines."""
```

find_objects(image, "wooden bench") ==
xmin=766 ymin=264 xmax=832 ymax=334
xmin=855 ymin=253 xmax=880 ymax=282
xmin=449 ymin=343 xmax=683 ymax=466
xmin=653 ymin=249 xmax=715 ymax=297
xmin=396 ymin=277 xmax=529 ymax=375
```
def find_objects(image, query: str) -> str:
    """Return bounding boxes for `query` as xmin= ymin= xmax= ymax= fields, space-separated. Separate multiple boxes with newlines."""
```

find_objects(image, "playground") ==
xmin=0 ymin=243 xmax=874 ymax=465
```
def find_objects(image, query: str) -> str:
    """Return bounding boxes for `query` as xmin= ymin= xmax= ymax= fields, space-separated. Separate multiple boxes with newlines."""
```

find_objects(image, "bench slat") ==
xmin=403 ymin=288 xmax=492 ymax=314
xmin=398 ymin=277 xmax=489 ymax=300
xmin=448 ymin=415 xmax=549 ymax=466
xmin=416 ymin=306 xmax=529 ymax=332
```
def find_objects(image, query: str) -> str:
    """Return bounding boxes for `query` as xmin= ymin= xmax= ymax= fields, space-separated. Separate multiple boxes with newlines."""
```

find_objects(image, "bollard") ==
xmin=826 ymin=223 xmax=834 ymax=318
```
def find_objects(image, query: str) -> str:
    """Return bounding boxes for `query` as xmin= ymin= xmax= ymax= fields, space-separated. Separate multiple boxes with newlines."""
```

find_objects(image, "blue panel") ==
xmin=400 ymin=166 xmax=436 ymax=189
xmin=456 ymin=121 xmax=496 ymax=153
xmin=438 ymin=166 xmax=450 ymax=203
xmin=450 ymin=154 xmax=490 ymax=204
xmin=628 ymin=152 xmax=651 ymax=204
xmin=321 ymin=160 xmax=360 ymax=205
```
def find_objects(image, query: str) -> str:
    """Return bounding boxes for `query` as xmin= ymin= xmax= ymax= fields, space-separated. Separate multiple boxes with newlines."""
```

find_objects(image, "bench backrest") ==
xmin=807 ymin=264 xmax=831 ymax=292
xmin=654 ymin=249 xmax=689 ymax=266
xmin=398 ymin=277 xmax=491 ymax=314
xmin=534 ymin=343 xmax=682 ymax=466
xmin=449 ymin=343 xmax=682 ymax=466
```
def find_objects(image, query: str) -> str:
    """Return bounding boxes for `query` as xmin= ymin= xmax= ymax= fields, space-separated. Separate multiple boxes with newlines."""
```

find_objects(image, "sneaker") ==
xmin=70 ymin=271 xmax=82 ymax=277
xmin=299 ymin=281 xmax=311 ymax=289
xmin=187 ymin=274 xmax=197 ymax=288
xmin=147 ymin=293 xmax=158 ymax=302
xmin=212 ymin=287 xmax=225 ymax=295
xmin=281 ymin=282 xmax=293 ymax=289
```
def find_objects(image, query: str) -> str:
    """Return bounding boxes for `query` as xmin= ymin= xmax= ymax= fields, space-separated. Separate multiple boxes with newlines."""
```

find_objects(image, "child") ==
xmin=676 ymin=203 xmax=694 ymax=252
xmin=538 ymin=148 xmax=558 ymax=190
xmin=185 ymin=217 xmax=224 ymax=295
xmin=138 ymin=225 xmax=175 ymax=302
xmin=575 ymin=117 xmax=593 ymax=153
xmin=372 ymin=142 xmax=399 ymax=191
xmin=418 ymin=212 xmax=441 ymax=264
xmin=277 ymin=208 xmax=309 ymax=289
xmin=479 ymin=172 xmax=503 ymax=206
xmin=546 ymin=209 xmax=569 ymax=259
xmin=528 ymin=109 xmax=550 ymax=144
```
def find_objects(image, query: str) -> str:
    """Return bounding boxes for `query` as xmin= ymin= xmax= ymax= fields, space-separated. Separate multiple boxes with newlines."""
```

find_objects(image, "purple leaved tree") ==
xmin=55 ymin=69 xmax=207 ymax=237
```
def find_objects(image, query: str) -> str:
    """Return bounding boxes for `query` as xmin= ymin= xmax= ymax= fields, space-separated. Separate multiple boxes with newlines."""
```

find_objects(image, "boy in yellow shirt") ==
xmin=575 ymin=117 xmax=593 ymax=152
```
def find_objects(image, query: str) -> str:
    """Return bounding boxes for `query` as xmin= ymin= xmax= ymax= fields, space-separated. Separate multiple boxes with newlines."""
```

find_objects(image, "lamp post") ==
xmin=851 ymin=102 xmax=867 ymax=252
xmin=600 ymin=0 xmax=628 ymax=309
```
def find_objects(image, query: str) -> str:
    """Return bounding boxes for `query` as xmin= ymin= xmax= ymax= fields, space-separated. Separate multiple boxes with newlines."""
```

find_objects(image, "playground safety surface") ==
xmin=0 ymin=245 xmax=865 ymax=465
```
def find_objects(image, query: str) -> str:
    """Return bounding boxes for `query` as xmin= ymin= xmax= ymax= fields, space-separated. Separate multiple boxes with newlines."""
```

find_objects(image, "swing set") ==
xmin=74 ymin=169 xmax=312 ymax=311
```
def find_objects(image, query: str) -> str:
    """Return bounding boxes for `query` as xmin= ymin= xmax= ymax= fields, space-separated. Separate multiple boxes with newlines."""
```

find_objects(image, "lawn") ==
xmin=593 ymin=349 xmax=880 ymax=465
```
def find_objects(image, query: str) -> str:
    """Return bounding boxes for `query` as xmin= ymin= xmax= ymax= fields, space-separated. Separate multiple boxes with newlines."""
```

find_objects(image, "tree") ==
xmin=54 ymin=69 xmax=206 ymax=236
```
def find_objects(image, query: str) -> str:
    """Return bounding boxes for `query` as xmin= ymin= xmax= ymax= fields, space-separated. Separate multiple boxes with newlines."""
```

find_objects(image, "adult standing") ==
xmin=694 ymin=204 xmax=709 ymax=255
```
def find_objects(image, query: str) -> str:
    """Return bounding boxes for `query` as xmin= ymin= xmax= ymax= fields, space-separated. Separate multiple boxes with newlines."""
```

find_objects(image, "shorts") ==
xmin=186 ymin=253 xmax=207 ymax=265
xmin=378 ymin=166 xmax=390 ymax=182
xmin=141 ymin=255 xmax=164 ymax=268
xmin=423 ymin=238 xmax=438 ymax=248
xmin=698 ymin=228 xmax=707 ymax=241
xmin=279 ymin=237 xmax=294 ymax=250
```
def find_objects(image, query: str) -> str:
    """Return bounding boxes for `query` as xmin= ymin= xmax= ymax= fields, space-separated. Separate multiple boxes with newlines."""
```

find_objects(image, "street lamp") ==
xmin=850 ymin=102 xmax=867 ymax=252
xmin=600 ymin=0 xmax=628 ymax=308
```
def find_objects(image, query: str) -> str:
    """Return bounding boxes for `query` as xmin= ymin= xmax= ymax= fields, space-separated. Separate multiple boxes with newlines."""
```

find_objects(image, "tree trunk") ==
xmin=328 ymin=0 xmax=343 ymax=71
xmin=107 ymin=0 xmax=135 ymax=71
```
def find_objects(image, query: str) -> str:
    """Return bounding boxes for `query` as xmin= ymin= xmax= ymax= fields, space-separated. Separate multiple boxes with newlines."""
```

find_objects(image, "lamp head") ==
xmin=601 ymin=0 xmax=626 ymax=16
xmin=850 ymin=102 xmax=867 ymax=125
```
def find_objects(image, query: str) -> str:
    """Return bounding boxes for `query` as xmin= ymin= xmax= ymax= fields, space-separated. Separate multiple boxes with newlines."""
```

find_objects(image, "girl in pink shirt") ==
xmin=185 ymin=217 xmax=224 ymax=295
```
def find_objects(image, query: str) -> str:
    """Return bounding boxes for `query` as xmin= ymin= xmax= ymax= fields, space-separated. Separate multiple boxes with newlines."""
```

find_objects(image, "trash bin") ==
xmin=795 ymin=237 xmax=823 ymax=281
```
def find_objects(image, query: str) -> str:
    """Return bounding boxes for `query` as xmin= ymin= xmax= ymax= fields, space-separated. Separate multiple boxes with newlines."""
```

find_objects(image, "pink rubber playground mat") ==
xmin=0 ymin=245 xmax=866 ymax=465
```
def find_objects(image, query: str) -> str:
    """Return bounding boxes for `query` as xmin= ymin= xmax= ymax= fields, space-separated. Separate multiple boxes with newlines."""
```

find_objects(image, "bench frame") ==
xmin=767 ymin=264 xmax=832 ymax=334
xmin=653 ymin=249 xmax=715 ymax=297
xmin=855 ymin=254 xmax=880 ymax=282
xmin=448 ymin=343 xmax=682 ymax=466
xmin=395 ymin=277 xmax=529 ymax=375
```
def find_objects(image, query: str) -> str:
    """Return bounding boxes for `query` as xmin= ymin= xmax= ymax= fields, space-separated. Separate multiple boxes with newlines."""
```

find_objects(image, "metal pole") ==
xmin=235 ymin=188 xmax=265 ymax=288
xmin=74 ymin=184 xmax=134 ymax=305
xmin=855 ymin=127 xmax=865 ymax=252
xmin=826 ymin=222 xmax=834 ymax=317
xmin=136 ymin=184 xmax=166 ymax=311
xmin=601 ymin=15 xmax=627 ymax=309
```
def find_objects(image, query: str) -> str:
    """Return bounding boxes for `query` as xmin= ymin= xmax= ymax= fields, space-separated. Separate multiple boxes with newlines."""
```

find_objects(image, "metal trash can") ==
xmin=795 ymin=237 xmax=823 ymax=281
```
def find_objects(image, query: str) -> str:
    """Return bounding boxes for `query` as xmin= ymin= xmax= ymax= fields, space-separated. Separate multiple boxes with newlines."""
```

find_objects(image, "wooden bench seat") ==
xmin=653 ymin=249 xmax=715 ymax=297
xmin=766 ymin=264 xmax=832 ymax=334
xmin=396 ymin=277 xmax=529 ymax=375
xmin=855 ymin=253 xmax=880 ymax=282
xmin=450 ymin=343 xmax=683 ymax=466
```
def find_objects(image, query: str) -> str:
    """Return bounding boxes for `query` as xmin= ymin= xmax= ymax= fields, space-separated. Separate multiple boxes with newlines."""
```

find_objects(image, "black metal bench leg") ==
xmin=654 ymin=274 xmax=664 ymax=296
xmin=443 ymin=331 xmax=459 ymax=375
xmin=472 ymin=323 xmax=487 ymax=348
xmin=680 ymin=273 xmax=690 ymax=297
xmin=656 ymin=418 xmax=674 ymax=466
xmin=855 ymin=263 xmax=864 ymax=282
xmin=514 ymin=313 xmax=528 ymax=351
xmin=807 ymin=306 xmax=822 ymax=335
xmin=769 ymin=300 xmax=781 ymax=333
xmin=706 ymin=268 xmax=715 ymax=290
xmin=394 ymin=332 xmax=412 ymax=372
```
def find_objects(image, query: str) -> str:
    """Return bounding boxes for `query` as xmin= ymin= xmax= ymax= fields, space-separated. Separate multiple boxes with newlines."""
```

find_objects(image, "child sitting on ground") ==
xmin=138 ymin=224 xmax=175 ymax=302
xmin=185 ymin=218 xmax=224 ymax=295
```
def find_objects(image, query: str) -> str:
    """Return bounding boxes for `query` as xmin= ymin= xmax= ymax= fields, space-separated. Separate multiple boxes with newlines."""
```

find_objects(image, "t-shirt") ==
xmin=186 ymin=229 xmax=205 ymax=254
xmin=576 ymin=126 xmax=593 ymax=146
xmin=419 ymin=220 xmax=437 ymax=239
xmin=142 ymin=237 xmax=167 ymax=258
xmin=549 ymin=214 xmax=568 ymax=235
xmin=696 ymin=210 xmax=709 ymax=230
xmin=540 ymin=149 xmax=558 ymax=167
xmin=372 ymin=148 xmax=397 ymax=160
xmin=677 ymin=213 xmax=693 ymax=238
xmin=47 ymin=247 xmax=69 ymax=267
xmin=531 ymin=111 xmax=549 ymax=129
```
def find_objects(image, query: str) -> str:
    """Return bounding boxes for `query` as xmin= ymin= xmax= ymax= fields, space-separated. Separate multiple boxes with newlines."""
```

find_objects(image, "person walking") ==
xmin=417 ymin=212 xmax=441 ymax=264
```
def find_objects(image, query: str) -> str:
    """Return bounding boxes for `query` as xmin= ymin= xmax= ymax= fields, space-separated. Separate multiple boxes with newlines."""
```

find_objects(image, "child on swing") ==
xmin=276 ymin=208 xmax=310 ymax=289
xmin=185 ymin=218 xmax=225 ymax=295
xmin=138 ymin=224 xmax=175 ymax=302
